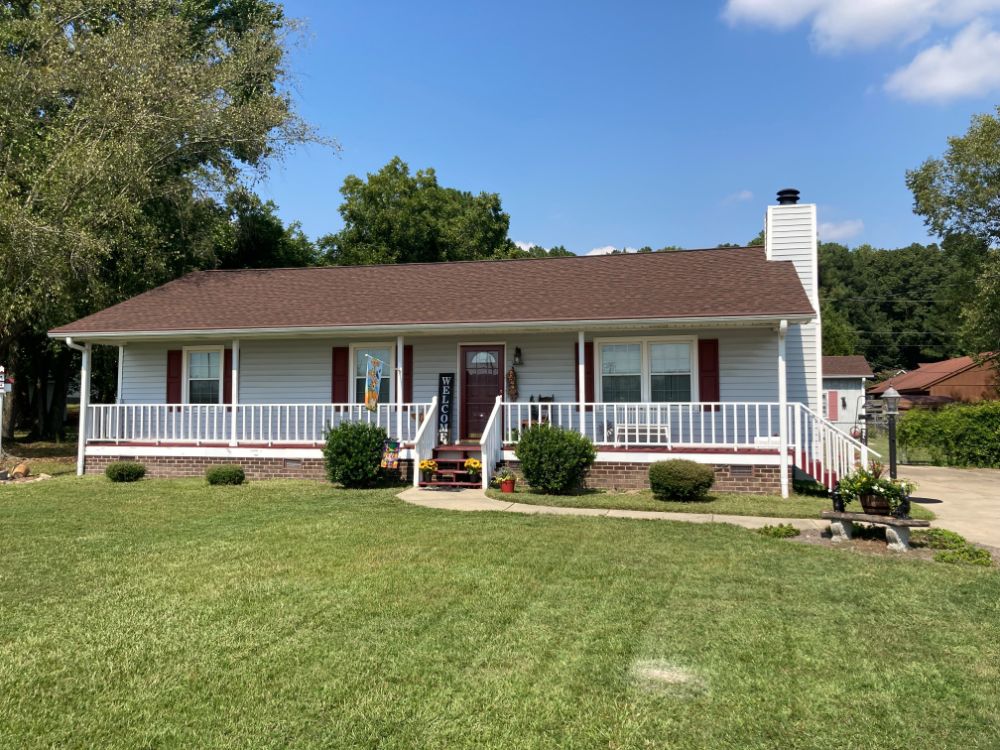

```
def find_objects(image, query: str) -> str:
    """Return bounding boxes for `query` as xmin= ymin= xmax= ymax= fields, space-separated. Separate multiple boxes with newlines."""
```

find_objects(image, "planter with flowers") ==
xmin=494 ymin=466 xmax=516 ymax=494
xmin=419 ymin=459 xmax=438 ymax=484
xmin=464 ymin=457 xmax=482 ymax=483
xmin=837 ymin=462 xmax=917 ymax=518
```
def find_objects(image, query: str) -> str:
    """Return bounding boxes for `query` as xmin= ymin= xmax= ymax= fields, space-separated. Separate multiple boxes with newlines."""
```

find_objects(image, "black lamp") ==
xmin=513 ymin=347 xmax=523 ymax=366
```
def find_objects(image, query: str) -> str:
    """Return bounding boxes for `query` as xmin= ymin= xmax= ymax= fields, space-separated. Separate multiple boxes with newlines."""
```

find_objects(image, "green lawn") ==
xmin=487 ymin=487 xmax=935 ymax=520
xmin=1 ymin=477 xmax=995 ymax=749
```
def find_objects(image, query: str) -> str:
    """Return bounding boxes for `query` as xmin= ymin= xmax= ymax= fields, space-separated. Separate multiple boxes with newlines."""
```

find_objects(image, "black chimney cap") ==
xmin=776 ymin=188 xmax=800 ymax=205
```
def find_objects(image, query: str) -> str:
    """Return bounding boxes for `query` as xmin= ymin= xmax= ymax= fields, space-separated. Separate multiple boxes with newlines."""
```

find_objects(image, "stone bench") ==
xmin=820 ymin=511 xmax=930 ymax=552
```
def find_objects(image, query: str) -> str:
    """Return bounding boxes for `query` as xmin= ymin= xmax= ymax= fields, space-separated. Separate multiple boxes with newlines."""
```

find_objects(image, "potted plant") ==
xmin=837 ymin=462 xmax=916 ymax=518
xmin=419 ymin=459 xmax=438 ymax=483
xmin=464 ymin=457 xmax=482 ymax=482
xmin=495 ymin=466 xmax=516 ymax=494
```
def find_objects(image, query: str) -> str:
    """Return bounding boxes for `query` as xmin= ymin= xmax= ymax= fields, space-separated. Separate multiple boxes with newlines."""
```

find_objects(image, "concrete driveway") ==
xmin=900 ymin=465 xmax=1000 ymax=548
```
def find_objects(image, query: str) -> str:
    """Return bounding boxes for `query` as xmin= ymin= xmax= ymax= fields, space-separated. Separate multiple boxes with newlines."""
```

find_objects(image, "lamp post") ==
xmin=883 ymin=386 xmax=901 ymax=480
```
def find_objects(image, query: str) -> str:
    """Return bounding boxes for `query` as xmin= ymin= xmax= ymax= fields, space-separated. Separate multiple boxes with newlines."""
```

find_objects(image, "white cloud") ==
xmin=885 ymin=20 xmax=1000 ymax=101
xmin=724 ymin=189 xmax=755 ymax=204
xmin=513 ymin=241 xmax=537 ymax=251
xmin=586 ymin=245 xmax=637 ymax=255
xmin=724 ymin=0 xmax=1000 ymax=52
xmin=818 ymin=218 xmax=865 ymax=242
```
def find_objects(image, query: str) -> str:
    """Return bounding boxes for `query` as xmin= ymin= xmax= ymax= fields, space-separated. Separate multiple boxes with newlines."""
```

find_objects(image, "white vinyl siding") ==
xmin=115 ymin=327 xmax=804 ymax=411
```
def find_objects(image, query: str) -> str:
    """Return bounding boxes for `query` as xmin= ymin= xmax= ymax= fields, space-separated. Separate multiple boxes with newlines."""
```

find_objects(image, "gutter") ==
xmin=49 ymin=313 xmax=817 ymax=343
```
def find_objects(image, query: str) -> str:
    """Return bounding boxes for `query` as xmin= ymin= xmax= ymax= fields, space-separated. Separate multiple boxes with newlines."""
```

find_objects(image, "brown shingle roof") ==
xmin=49 ymin=248 xmax=815 ymax=336
xmin=822 ymin=355 xmax=873 ymax=378
xmin=868 ymin=355 xmax=980 ymax=395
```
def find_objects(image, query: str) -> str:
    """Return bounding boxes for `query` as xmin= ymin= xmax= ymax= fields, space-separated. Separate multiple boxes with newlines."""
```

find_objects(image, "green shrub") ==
xmin=323 ymin=421 xmax=388 ymax=488
xmin=933 ymin=546 xmax=993 ymax=567
xmin=758 ymin=523 xmax=800 ymax=539
xmin=206 ymin=465 xmax=246 ymax=486
xmin=514 ymin=424 xmax=596 ymax=495
xmin=649 ymin=460 xmax=715 ymax=501
xmin=912 ymin=528 xmax=968 ymax=551
xmin=898 ymin=402 xmax=1000 ymax=467
xmin=105 ymin=461 xmax=145 ymax=482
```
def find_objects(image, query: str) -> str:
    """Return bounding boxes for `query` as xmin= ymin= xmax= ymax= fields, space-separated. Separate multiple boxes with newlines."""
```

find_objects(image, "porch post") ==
xmin=116 ymin=345 xmax=124 ymax=404
xmin=396 ymin=335 xmax=404 ymax=442
xmin=77 ymin=342 xmax=92 ymax=477
xmin=229 ymin=339 xmax=239 ymax=447
xmin=577 ymin=331 xmax=586 ymax=436
xmin=777 ymin=320 xmax=789 ymax=499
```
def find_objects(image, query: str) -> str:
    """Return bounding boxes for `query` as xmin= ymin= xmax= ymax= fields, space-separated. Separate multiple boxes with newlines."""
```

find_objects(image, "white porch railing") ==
xmin=86 ymin=403 xmax=434 ymax=445
xmin=502 ymin=401 xmax=784 ymax=450
xmin=789 ymin=403 xmax=875 ymax=490
xmin=412 ymin=397 xmax=439 ymax=487
xmin=479 ymin=396 xmax=504 ymax=489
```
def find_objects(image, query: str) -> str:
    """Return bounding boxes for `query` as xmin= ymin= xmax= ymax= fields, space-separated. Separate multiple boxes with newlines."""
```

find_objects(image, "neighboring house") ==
xmin=49 ymin=190 xmax=871 ymax=496
xmin=868 ymin=355 xmax=999 ymax=409
xmin=822 ymin=355 xmax=872 ymax=435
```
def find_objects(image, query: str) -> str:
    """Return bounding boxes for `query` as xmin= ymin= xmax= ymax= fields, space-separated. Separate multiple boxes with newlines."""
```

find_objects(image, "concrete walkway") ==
xmin=397 ymin=488 xmax=830 ymax=532
xmin=901 ymin=465 xmax=1000 ymax=548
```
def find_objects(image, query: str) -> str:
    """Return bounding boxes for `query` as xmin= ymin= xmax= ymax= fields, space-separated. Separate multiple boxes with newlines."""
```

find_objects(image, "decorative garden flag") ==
xmin=365 ymin=355 xmax=383 ymax=412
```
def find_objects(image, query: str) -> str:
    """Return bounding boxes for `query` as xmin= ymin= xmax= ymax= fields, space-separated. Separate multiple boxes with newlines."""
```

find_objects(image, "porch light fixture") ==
xmin=513 ymin=347 xmax=523 ymax=366
xmin=882 ymin=386 xmax=900 ymax=416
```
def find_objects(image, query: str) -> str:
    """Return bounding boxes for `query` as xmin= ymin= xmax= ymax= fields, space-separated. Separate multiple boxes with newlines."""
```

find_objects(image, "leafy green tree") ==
xmin=0 ymin=0 xmax=320 ymax=438
xmin=320 ymin=157 xmax=512 ymax=265
xmin=820 ymin=301 xmax=859 ymax=356
xmin=216 ymin=190 xmax=319 ymax=269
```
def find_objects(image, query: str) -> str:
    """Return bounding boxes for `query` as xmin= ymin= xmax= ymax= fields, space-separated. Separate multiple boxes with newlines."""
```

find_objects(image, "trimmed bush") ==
xmin=206 ymin=465 xmax=246 ymax=486
xmin=898 ymin=402 xmax=1000 ymax=467
xmin=514 ymin=423 xmax=596 ymax=495
xmin=323 ymin=421 xmax=388 ymax=488
xmin=649 ymin=460 xmax=714 ymax=501
xmin=912 ymin=528 xmax=968 ymax=551
xmin=105 ymin=461 xmax=146 ymax=483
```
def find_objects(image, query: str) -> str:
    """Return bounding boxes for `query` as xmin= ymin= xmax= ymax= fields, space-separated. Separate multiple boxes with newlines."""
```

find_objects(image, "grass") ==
xmin=487 ymin=487 xmax=935 ymax=520
xmin=1 ymin=477 xmax=995 ymax=749
xmin=2 ymin=434 xmax=77 ymax=477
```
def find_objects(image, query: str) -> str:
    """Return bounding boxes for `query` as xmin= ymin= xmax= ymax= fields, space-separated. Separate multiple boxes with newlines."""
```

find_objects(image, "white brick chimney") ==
xmin=764 ymin=189 xmax=822 ymax=412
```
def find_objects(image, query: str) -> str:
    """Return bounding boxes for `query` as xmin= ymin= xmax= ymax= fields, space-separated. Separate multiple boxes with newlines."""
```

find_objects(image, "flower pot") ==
xmin=422 ymin=471 xmax=434 ymax=484
xmin=859 ymin=493 xmax=891 ymax=516
xmin=500 ymin=478 xmax=516 ymax=493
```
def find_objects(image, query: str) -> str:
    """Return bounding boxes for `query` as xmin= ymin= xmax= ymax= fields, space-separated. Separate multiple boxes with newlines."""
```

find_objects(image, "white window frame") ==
xmin=593 ymin=336 xmax=699 ymax=403
xmin=182 ymin=345 xmax=225 ymax=405
xmin=349 ymin=342 xmax=395 ymax=405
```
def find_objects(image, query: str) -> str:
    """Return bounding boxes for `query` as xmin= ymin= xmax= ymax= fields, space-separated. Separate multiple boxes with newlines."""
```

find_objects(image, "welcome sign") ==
xmin=437 ymin=373 xmax=454 ymax=444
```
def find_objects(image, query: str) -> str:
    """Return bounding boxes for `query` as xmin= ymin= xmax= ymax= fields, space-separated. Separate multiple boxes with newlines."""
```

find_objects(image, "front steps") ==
xmin=419 ymin=444 xmax=483 ymax=489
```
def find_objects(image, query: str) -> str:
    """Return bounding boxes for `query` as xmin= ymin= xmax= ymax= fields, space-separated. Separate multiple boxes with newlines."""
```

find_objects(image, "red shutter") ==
xmin=223 ymin=348 xmax=233 ymax=404
xmin=697 ymin=339 xmax=720 ymax=403
xmin=403 ymin=345 xmax=413 ymax=403
xmin=827 ymin=391 xmax=839 ymax=421
xmin=332 ymin=347 xmax=349 ymax=402
xmin=166 ymin=350 xmax=183 ymax=403
xmin=574 ymin=341 xmax=595 ymax=405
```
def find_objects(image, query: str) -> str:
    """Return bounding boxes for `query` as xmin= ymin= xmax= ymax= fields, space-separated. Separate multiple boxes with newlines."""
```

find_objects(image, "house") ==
xmin=49 ymin=189 xmax=872 ymax=497
xmin=822 ymin=355 xmax=872 ymax=435
xmin=868 ymin=354 xmax=999 ymax=409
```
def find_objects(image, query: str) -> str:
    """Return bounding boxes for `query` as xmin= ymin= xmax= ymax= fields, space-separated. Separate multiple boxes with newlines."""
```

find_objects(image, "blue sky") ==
xmin=259 ymin=1 xmax=1000 ymax=254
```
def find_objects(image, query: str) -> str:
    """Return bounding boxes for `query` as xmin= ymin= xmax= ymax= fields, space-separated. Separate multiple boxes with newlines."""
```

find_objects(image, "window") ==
xmin=186 ymin=348 xmax=222 ymax=404
xmin=597 ymin=338 xmax=696 ymax=403
xmin=649 ymin=343 xmax=691 ymax=402
xmin=601 ymin=343 xmax=642 ymax=402
xmin=354 ymin=345 xmax=393 ymax=405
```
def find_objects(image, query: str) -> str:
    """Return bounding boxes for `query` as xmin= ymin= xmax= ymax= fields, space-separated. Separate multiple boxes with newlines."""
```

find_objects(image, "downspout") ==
xmin=65 ymin=337 xmax=91 ymax=477
xmin=777 ymin=321 xmax=789 ymax=499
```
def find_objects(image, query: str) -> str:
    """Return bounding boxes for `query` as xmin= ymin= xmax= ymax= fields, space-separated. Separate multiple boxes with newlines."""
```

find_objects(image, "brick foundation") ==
xmin=503 ymin=460 xmax=788 ymax=494
xmin=85 ymin=454 xmax=413 ymax=483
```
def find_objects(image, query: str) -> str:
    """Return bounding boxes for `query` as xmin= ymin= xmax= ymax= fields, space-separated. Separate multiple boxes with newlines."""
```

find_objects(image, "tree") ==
xmin=908 ymin=110 xmax=1000 ymax=368
xmin=320 ymin=157 xmax=512 ymax=265
xmin=0 ymin=0 xmax=321 ymax=438
xmin=215 ymin=190 xmax=319 ymax=269
xmin=820 ymin=301 xmax=859 ymax=356
xmin=908 ymin=108 xmax=1000 ymax=246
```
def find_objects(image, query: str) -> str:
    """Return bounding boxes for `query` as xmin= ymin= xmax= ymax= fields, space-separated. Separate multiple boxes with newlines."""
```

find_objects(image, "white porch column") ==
xmin=777 ymin=320 xmax=789 ymax=498
xmin=396 ymin=335 xmax=404 ymax=442
xmin=577 ymin=331 xmax=586 ymax=435
xmin=229 ymin=339 xmax=240 ymax=447
xmin=115 ymin=345 xmax=124 ymax=404
xmin=77 ymin=342 xmax=92 ymax=477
